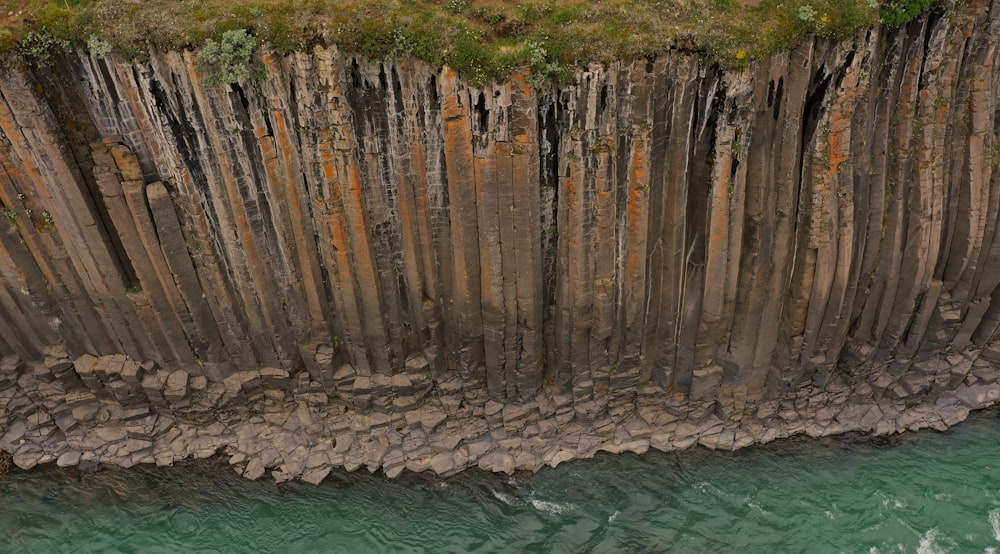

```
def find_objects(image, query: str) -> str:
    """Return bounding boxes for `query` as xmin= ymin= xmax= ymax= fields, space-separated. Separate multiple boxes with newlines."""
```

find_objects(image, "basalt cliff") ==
xmin=0 ymin=3 xmax=998 ymax=481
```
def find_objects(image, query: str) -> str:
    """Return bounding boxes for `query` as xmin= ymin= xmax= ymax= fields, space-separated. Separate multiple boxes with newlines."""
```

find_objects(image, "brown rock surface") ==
xmin=0 ymin=5 xmax=998 ymax=481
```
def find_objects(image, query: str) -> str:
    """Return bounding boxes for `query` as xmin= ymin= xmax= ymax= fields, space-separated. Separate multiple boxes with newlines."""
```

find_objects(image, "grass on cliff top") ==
xmin=0 ymin=0 xmax=940 ymax=85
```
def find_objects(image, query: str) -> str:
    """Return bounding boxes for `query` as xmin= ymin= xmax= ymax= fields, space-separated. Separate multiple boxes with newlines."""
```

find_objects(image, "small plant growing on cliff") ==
xmin=87 ymin=35 xmax=112 ymax=60
xmin=797 ymin=5 xmax=818 ymax=22
xmin=17 ymin=31 xmax=68 ymax=66
xmin=387 ymin=29 xmax=415 ymax=62
xmin=880 ymin=0 xmax=937 ymax=26
xmin=196 ymin=29 xmax=257 ymax=87
xmin=524 ymin=39 xmax=572 ymax=90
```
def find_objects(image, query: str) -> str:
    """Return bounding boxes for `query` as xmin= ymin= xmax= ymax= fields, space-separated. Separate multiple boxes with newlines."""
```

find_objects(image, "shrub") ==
xmin=524 ymin=39 xmax=572 ymax=90
xmin=880 ymin=0 xmax=936 ymax=26
xmin=196 ymin=29 xmax=257 ymax=87
xmin=18 ymin=31 xmax=68 ymax=66
xmin=87 ymin=35 xmax=112 ymax=59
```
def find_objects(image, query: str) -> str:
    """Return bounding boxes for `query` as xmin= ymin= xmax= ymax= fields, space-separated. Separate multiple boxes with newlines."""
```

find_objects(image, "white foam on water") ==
xmin=984 ymin=548 xmax=996 ymax=554
xmin=530 ymin=498 xmax=577 ymax=515
xmin=989 ymin=509 xmax=1000 ymax=541
xmin=608 ymin=510 xmax=620 ymax=524
xmin=868 ymin=548 xmax=879 ymax=554
xmin=876 ymin=491 xmax=906 ymax=510
xmin=695 ymin=481 xmax=725 ymax=497
xmin=741 ymin=495 xmax=771 ymax=516
xmin=491 ymin=489 xmax=576 ymax=515
xmin=492 ymin=490 xmax=516 ymax=506
xmin=916 ymin=528 xmax=947 ymax=554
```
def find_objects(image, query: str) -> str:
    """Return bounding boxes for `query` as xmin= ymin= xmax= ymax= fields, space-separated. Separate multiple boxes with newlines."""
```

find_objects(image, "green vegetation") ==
xmin=16 ymin=29 xmax=67 ymax=65
xmin=880 ymin=0 xmax=938 ymax=26
xmin=196 ymin=28 xmax=258 ymax=86
xmin=86 ymin=33 xmax=110 ymax=59
xmin=0 ymin=0 xmax=947 ymax=86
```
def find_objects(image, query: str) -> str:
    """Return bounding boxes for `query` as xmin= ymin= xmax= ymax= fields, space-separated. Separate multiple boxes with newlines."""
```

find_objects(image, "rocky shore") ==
xmin=3 ymin=347 xmax=1000 ymax=484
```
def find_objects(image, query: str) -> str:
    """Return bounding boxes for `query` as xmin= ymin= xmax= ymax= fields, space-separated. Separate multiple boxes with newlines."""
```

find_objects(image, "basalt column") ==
xmin=0 ymin=1 xmax=997 ymax=419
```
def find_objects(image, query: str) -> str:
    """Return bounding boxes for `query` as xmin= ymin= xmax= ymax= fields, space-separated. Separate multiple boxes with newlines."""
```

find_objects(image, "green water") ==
xmin=4 ymin=412 xmax=1000 ymax=553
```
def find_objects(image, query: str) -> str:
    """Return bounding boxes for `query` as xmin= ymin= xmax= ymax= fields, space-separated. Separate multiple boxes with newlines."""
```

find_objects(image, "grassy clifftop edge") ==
xmin=0 ymin=0 xmax=950 ymax=86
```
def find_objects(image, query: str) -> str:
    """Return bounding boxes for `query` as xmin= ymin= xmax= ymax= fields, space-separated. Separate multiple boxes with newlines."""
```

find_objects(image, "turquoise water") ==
xmin=4 ymin=412 xmax=1000 ymax=553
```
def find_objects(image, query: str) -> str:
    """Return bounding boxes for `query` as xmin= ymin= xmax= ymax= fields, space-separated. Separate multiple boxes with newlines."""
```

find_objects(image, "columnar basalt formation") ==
xmin=0 ymin=3 xmax=999 ymax=480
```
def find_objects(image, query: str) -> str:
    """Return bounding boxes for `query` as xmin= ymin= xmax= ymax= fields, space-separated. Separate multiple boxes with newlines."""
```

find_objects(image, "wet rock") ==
xmin=547 ymin=449 xmax=575 ymax=468
xmin=56 ymin=449 xmax=81 ymax=467
xmin=12 ymin=447 xmax=42 ymax=470
xmin=430 ymin=452 xmax=457 ymax=475
xmin=154 ymin=453 xmax=174 ymax=467
xmin=1 ymin=419 xmax=27 ymax=445
xmin=302 ymin=466 xmax=331 ymax=485
xmin=243 ymin=457 xmax=265 ymax=480
xmin=478 ymin=451 xmax=514 ymax=474
xmin=954 ymin=384 xmax=1000 ymax=408
xmin=383 ymin=461 xmax=405 ymax=479
xmin=936 ymin=401 xmax=970 ymax=426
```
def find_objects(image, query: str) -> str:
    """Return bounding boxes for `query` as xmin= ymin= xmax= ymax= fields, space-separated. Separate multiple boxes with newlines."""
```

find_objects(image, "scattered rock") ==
xmin=954 ymin=384 xmax=1000 ymax=408
xmin=164 ymin=370 xmax=190 ymax=403
xmin=243 ymin=457 xmax=265 ymax=480
xmin=302 ymin=466 xmax=331 ymax=485
xmin=56 ymin=449 xmax=82 ymax=467
xmin=3 ymin=336 xmax=1000 ymax=488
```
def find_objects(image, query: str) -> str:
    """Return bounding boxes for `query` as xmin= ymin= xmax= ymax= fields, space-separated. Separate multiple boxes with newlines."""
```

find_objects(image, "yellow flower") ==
xmin=736 ymin=50 xmax=746 ymax=60
xmin=820 ymin=15 xmax=829 ymax=22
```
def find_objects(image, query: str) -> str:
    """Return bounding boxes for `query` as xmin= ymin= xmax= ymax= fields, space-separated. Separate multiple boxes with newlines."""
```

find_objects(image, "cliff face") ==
xmin=0 ymin=2 xmax=998 ymax=478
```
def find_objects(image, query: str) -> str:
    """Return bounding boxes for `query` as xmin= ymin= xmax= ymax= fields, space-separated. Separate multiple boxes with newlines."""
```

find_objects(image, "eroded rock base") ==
xmin=3 ymin=347 xmax=1000 ymax=484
